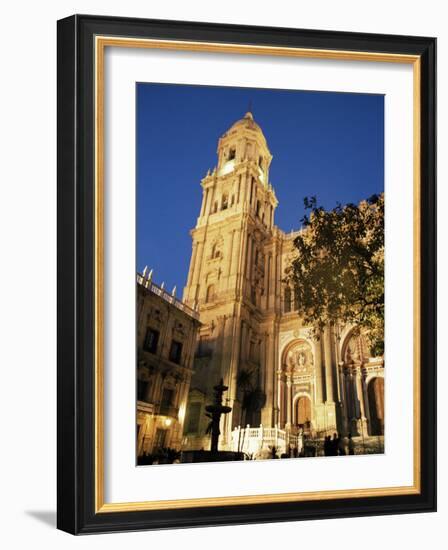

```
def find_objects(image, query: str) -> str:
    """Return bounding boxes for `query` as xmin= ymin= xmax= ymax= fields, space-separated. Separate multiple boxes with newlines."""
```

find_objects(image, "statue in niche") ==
xmin=210 ymin=240 xmax=223 ymax=260
xmin=286 ymin=343 xmax=313 ymax=376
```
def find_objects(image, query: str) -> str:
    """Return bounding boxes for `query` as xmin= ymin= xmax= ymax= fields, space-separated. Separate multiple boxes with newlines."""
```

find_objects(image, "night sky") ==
xmin=136 ymin=83 xmax=384 ymax=295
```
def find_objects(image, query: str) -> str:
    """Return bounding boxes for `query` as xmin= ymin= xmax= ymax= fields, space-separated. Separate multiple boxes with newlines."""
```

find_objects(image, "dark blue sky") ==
xmin=137 ymin=83 xmax=384 ymax=295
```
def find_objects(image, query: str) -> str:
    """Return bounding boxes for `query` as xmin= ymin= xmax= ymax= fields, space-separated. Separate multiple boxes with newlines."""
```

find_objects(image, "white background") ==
xmin=0 ymin=0 xmax=445 ymax=547
xmin=105 ymin=48 xmax=414 ymax=502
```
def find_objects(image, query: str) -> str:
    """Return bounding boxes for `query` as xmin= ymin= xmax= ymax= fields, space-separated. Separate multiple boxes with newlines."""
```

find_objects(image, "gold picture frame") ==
xmin=57 ymin=15 xmax=436 ymax=534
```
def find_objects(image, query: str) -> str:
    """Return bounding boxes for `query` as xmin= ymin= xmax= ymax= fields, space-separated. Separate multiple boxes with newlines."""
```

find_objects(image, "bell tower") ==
xmin=183 ymin=112 xmax=278 ymax=445
xmin=184 ymin=112 xmax=278 ymax=308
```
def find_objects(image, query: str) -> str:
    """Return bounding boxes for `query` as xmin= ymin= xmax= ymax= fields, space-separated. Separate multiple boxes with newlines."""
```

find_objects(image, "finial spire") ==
xmin=243 ymin=100 xmax=254 ymax=120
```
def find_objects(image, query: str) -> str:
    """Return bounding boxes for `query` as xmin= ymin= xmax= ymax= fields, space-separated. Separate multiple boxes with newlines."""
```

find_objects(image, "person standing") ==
xmin=323 ymin=435 xmax=331 ymax=456
xmin=348 ymin=433 xmax=355 ymax=455
xmin=331 ymin=433 xmax=339 ymax=456
xmin=338 ymin=433 xmax=348 ymax=455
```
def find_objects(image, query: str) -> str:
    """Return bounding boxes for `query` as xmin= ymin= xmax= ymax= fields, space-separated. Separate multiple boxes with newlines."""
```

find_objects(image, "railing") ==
xmin=231 ymin=425 xmax=384 ymax=458
xmin=231 ymin=425 xmax=297 ymax=456
xmin=137 ymin=273 xmax=200 ymax=320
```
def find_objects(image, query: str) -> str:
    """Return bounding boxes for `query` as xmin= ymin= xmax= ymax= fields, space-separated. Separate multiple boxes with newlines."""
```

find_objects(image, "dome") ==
xmin=228 ymin=111 xmax=264 ymax=135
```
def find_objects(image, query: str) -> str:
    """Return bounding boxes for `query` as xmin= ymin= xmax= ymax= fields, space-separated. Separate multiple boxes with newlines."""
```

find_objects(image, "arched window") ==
xmin=284 ymin=287 xmax=292 ymax=313
xmin=256 ymin=200 xmax=261 ymax=217
xmin=221 ymin=194 xmax=228 ymax=210
xmin=228 ymin=147 xmax=236 ymax=161
xmin=213 ymin=201 xmax=218 ymax=213
xmin=206 ymin=284 xmax=216 ymax=303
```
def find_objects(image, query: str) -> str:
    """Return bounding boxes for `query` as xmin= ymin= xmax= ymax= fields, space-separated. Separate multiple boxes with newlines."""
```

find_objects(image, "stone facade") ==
xmin=136 ymin=272 xmax=201 ymax=457
xmin=181 ymin=112 xmax=384 ymax=452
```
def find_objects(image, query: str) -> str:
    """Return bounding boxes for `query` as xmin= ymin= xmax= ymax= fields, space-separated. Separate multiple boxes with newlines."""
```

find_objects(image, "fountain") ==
xmin=205 ymin=378 xmax=232 ymax=453
xmin=181 ymin=379 xmax=244 ymax=463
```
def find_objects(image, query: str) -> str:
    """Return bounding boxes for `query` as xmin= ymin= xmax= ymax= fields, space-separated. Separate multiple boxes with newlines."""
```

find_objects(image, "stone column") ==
xmin=347 ymin=369 xmax=358 ymax=435
xmin=361 ymin=371 xmax=372 ymax=434
xmin=277 ymin=373 xmax=283 ymax=426
xmin=227 ymin=229 xmax=235 ymax=279
xmin=262 ymin=252 xmax=269 ymax=310
xmin=245 ymin=234 xmax=252 ymax=282
xmin=240 ymin=321 xmax=247 ymax=364
xmin=231 ymin=229 xmax=240 ymax=275
xmin=200 ymin=188 xmax=208 ymax=217
xmin=206 ymin=184 xmax=214 ymax=216
xmin=186 ymin=242 xmax=197 ymax=288
xmin=323 ymin=325 xmax=334 ymax=403
xmin=286 ymin=376 xmax=292 ymax=427
xmin=265 ymin=253 xmax=271 ymax=310
xmin=192 ymin=241 xmax=204 ymax=287
xmin=338 ymin=362 xmax=348 ymax=434
xmin=259 ymin=333 xmax=266 ymax=391
xmin=263 ymin=330 xmax=275 ymax=413
xmin=344 ymin=369 xmax=352 ymax=419
xmin=270 ymin=242 xmax=280 ymax=312
xmin=221 ymin=317 xmax=237 ymax=446
xmin=245 ymin=326 xmax=252 ymax=363
xmin=314 ymin=335 xmax=324 ymax=404
xmin=228 ymin=318 xmax=243 ymax=429
xmin=355 ymin=366 xmax=368 ymax=435
xmin=269 ymin=251 xmax=277 ymax=311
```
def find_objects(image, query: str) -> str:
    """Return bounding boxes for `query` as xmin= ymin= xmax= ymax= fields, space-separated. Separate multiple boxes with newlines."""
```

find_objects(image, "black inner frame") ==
xmin=57 ymin=14 xmax=436 ymax=535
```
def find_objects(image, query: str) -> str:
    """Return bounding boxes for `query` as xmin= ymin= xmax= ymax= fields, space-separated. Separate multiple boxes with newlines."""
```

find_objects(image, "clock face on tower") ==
xmin=218 ymin=159 xmax=235 ymax=176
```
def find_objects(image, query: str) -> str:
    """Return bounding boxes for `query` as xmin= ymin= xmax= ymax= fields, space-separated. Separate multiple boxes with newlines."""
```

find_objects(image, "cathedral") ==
xmin=180 ymin=111 xmax=385 ymax=455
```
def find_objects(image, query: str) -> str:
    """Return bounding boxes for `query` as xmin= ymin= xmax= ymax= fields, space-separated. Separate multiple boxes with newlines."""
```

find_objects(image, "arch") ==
xmin=282 ymin=340 xmax=314 ymax=380
xmin=367 ymin=377 xmax=384 ymax=435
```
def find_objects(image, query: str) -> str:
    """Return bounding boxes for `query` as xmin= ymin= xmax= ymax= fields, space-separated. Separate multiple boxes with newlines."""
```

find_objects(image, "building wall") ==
xmin=136 ymin=276 xmax=201 ymax=456
xmin=182 ymin=113 xmax=384 ymax=451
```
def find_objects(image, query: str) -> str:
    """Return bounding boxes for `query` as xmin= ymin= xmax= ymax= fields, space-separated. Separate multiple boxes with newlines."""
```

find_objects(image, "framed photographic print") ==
xmin=57 ymin=15 xmax=436 ymax=534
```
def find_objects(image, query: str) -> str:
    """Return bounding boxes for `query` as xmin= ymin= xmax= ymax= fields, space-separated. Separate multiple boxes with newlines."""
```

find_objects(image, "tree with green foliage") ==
xmin=285 ymin=194 xmax=384 ymax=356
